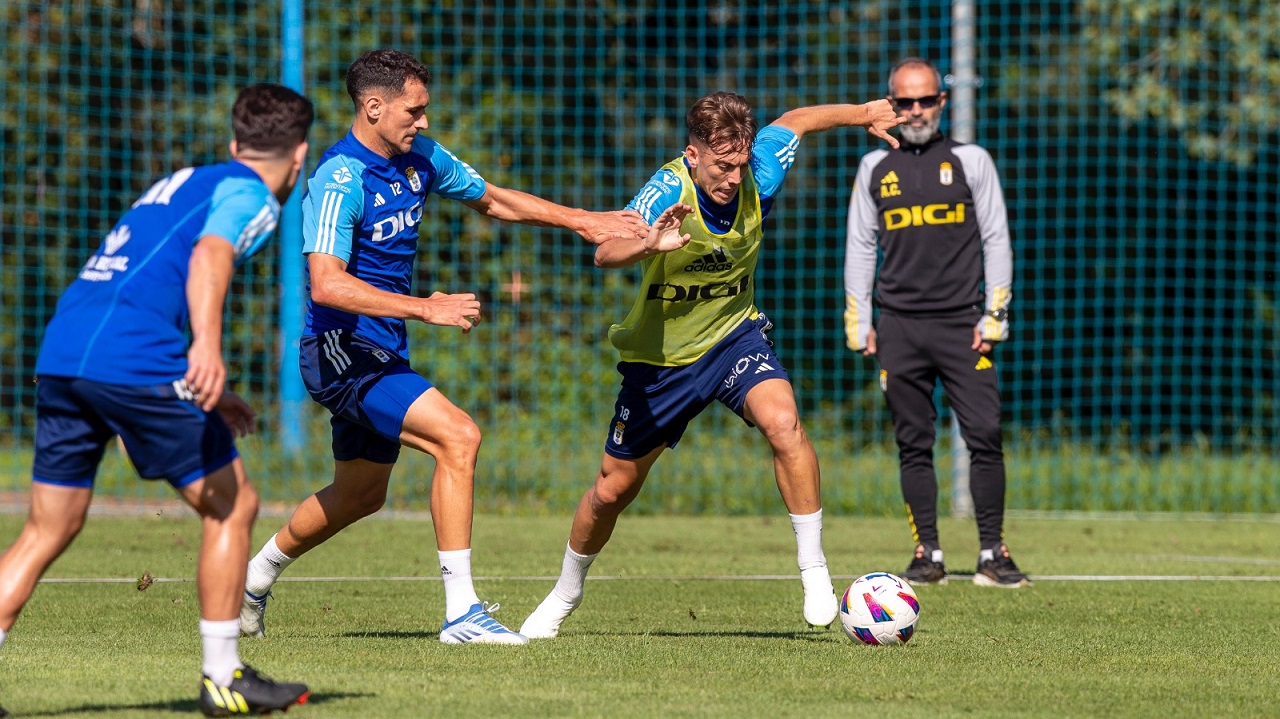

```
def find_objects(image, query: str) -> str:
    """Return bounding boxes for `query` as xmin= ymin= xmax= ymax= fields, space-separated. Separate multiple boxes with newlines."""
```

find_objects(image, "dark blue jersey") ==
xmin=302 ymin=131 xmax=488 ymax=358
xmin=36 ymin=161 xmax=279 ymax=384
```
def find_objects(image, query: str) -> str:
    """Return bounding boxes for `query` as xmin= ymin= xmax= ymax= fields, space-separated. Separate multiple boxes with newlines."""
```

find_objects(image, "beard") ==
xmin=899 ymin=115 xmax=940 ymax=145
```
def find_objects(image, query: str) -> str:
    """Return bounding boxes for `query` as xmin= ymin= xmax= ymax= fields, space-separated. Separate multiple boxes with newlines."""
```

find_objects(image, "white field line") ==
xmin=38 ymin=573 xmax=1280 ymax=584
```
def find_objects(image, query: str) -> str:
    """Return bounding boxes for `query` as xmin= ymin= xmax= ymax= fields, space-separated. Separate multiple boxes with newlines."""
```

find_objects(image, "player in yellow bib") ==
xmin=521 ymin=92 xmax=904 ymax=637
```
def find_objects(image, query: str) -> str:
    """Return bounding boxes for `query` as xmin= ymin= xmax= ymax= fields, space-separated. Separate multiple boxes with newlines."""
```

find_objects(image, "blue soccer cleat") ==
xmin=439 ymin=601 xmax=528 ymax=645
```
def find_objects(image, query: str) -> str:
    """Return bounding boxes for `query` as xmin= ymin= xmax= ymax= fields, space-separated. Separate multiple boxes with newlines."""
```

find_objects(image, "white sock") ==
xmin=439 ymin=549 xmax=480 ymax=621
xmin=245 ymin=534 xmax=295 ymax=596
xmin=200 ymin=619 xmax=243 ymax=686
xmin=789 ymin=509 xmax=828 ymax=571
xmin=0 ymin=627 xmax=7 ymax=650
xmin=551 ymin=544 xmax=598 ymax=606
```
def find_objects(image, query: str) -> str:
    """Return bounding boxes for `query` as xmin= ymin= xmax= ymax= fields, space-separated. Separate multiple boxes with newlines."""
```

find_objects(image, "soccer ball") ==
xmin=839 ymin=572 xmax=921 ymax=646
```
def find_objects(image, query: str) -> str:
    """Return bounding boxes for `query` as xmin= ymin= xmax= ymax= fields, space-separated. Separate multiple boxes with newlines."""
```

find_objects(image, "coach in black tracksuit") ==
xmin=844 ymin=57 xmax=1029 ymax=588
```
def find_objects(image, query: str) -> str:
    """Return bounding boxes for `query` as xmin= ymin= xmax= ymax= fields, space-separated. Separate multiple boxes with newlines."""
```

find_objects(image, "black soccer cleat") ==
xmin=902 ymin=544 xmax=948 ymax=585
xmin=973 ymin=544 xmax=1031 ymax=588
xmin=199 ymin=664 xmax=309 ymax=716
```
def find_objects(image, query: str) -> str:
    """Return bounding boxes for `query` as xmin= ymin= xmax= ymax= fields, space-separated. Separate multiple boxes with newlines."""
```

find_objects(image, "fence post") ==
xmin=279 ymin=0 xmax=306 ymax=454
xmin=948 ymin=0 xmax=979 ymax=519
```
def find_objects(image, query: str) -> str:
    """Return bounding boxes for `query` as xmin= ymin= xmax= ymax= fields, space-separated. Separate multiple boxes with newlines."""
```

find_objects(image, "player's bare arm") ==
xmin=594 ymin=203 xmax=694 ymax=269
xmin=308 ymin=253 xmax=482 ymax=333
xmin=772 ymin=100 xmax=906 ymax=146
xmin=185 ymin=235 xmax=236 ymax=411
xmin=461 ymin=184 xmax=648 ymax=245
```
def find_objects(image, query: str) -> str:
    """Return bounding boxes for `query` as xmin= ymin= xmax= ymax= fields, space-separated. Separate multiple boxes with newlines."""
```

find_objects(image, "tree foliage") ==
xmin=1082 ymin=0 xmax=1280 ymax=166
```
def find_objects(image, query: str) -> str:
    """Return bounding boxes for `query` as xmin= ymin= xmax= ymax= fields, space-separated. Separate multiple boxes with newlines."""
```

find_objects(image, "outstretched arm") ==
xmin=594 ymin=203 xmax=694 ymax=269
xmin=462 ymin=184 xmax=649 ymax=245
xmin=309 ymin=253 xmax=483 ymax=334
xmin=771 ymin=100 xmax=906 ymax=147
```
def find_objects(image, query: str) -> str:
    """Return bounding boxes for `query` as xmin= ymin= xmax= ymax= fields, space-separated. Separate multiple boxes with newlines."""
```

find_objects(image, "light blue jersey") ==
xmin=36 ymin=161 xmax=279 ymax=384
xmin=626 ymin=125 xmax=799 ymax=227
xmin=302 ymin=131 xmax=487 ymax=358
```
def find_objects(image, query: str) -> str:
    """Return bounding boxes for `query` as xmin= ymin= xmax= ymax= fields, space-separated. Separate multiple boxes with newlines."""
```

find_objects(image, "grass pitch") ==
xmin=2 ymin=512 xmax=1278 ymax=718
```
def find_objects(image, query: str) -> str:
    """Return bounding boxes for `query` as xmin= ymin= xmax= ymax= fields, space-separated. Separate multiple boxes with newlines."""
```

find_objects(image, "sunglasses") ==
xmin=891 ymin=95 xmax=941 ymax=111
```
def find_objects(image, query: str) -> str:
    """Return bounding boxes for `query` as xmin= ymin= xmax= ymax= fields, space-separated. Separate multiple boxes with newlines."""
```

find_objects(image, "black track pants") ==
xmin=875 ymin=308 xmax=1007 ymax=549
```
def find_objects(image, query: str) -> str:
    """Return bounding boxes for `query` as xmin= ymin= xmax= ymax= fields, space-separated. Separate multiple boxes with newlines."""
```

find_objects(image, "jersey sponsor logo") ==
xmin=645 ymin=275 xmax=750 ymax=303
xmin=371 ymin=201 xmax=424 ymax=242
xmin=79 ymin=225 xmax=132 ymax=281
xmin=939 ymin=162 xmax=954 ymax=186
xmin=683 ymin=247 xmax=733 ymax=272
xmin=724 ymin=351 xmax=775 ymax=389
xmin=880 ymin=170 xmax=901 ymax=198
xmin=405 ymin=166 xmax=422 ymax=192
xmin=882 ymin=203 xmax=966 ymax=230
xmin=332 ymin=166 xmax=353 ymax=184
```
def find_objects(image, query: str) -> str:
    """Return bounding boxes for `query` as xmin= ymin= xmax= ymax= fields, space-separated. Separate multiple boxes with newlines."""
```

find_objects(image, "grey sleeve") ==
xmin=954 ymin=144 xmax=1013 ymax=315
xmin=842 ymin=150 xmax=886 ymax=351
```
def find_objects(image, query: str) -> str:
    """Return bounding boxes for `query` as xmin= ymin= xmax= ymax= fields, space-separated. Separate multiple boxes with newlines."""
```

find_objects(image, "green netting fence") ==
xmin=2 ymin=1 xmax=1277 ymax=515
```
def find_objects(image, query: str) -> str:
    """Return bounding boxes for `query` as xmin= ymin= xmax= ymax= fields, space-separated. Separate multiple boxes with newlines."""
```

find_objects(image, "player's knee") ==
xmin=757 ymin=410 xmax=805 ymax=450
xmin=590 ymin=471 xmax=642 ymax=513
xmin=964 ymin=424 xmax=1004 ymax=453
xmin=437 ymin=417 xmax=482 ymax=461
xmin=352 ymin=485 xmax=388 ymax=518
xmin=27 ymin=514 xmax=86 ymax=548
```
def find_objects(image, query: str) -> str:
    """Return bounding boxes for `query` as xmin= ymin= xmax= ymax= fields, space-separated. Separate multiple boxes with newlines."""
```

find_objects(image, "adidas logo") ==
xmin=374 ymin=193 xmax=386 ymax=207
xmin=440 ymin=565 xmax=453 ymax=576
xmin=266 ymin=558 xmax=282 ymax=568
xmin=975 ymin=356 xmax=993 ymax=370
xmin=754 ymin=362 xmax=776 ymax=374
xmin=880 ymin=169 xmax=901 ymax=198
xmin=683 ymin=247 xmax=733 ymax=272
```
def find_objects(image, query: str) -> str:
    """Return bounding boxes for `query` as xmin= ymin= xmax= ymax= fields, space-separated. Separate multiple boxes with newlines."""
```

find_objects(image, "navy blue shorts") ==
xmin=605 ymin=315 xmax=790 ymax=459
xmin=32 ymin=376 xmax=238 ymax=489
xmin=300 ymin=329 xmax=432 ymax=464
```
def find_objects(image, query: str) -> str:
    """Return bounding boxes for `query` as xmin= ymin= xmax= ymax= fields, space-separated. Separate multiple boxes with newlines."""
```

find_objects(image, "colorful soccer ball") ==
xmin=839 ymin=572 xmax=921 ymax=646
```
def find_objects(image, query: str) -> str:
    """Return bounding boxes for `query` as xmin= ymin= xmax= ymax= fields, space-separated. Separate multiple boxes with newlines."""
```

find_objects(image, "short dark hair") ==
xmin=887 ymin=57 xmax=944 ymax=95
xmin=231 ymin=83 xmax=314 ymax=155
xmin=346 ymin=49 xmax=432 ymax=107
xmin=686 ymin=92 xmax=757 ymax=153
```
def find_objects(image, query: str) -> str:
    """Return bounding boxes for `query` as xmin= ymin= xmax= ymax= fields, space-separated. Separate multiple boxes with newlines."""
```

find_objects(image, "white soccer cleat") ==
xmin=439 ymin=601 xmax=528 ymax=645
xmin=801 ymin=567 xmax=839 ymax=628
xmin=239 ymin=589 xmax=270 ymax=638
xmin=518 ymin=593 xmax=580 ymax=640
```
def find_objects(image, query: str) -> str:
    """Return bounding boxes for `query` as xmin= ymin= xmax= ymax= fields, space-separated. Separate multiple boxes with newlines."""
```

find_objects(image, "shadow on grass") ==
xmin=341 ymin=630 xmax=437 ymax=640
xmin=597 ymin=629 xmax=840 ymax=641
xmin=340 ymin=629 xmax=838 ymax=642
xmin=21 ymin=691 xmax=372 ymax=716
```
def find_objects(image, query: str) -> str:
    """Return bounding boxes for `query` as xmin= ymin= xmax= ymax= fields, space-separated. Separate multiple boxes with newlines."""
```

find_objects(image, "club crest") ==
xmin=405 ymin=166 xmax=422 ymax=192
